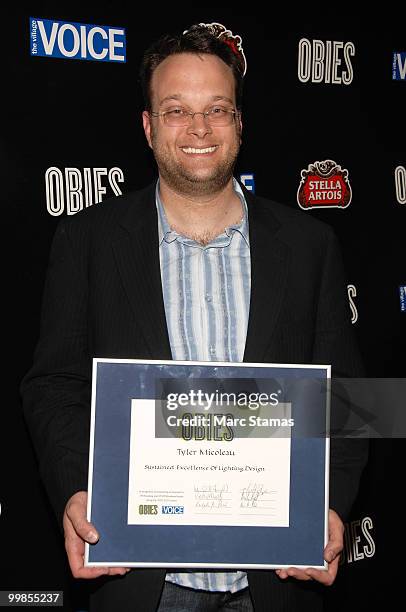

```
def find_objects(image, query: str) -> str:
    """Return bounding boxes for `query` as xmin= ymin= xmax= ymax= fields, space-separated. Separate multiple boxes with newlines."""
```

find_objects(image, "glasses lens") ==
xmin=164 ymin=110 xmax=188 ymax=126
xmin=207 ymin=108 xmax=234 ymax=126
xmin=161 ymin=109 xmax=236 ymax=126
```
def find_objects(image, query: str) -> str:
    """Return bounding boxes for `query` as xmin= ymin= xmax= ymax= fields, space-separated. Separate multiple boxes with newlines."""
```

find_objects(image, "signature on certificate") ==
xmin=240 ymin=482 xmax=275 ymax=510
xmin=194 ymin=483 xmax=232 ymax=512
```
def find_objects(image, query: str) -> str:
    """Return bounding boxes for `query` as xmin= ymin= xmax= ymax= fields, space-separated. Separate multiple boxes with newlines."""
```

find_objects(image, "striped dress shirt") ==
xmin=156 ymin=178 xmax=251 ymax=593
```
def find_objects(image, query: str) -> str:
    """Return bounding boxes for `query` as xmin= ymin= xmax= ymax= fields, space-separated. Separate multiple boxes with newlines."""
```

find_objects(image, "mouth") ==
xmin=180 ymin=145 xmax=219 ymax=155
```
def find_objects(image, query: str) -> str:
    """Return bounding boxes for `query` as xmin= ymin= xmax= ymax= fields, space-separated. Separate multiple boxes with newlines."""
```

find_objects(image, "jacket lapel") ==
xmin=243 ymin=188 xmax=290 ymax=363
xmin=112 ymin=183 xmax=172 ymax=360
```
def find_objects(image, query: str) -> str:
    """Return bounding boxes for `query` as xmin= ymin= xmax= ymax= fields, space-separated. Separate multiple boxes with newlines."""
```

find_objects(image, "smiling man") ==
xmin=144 ymin=53 xmax=241 ymax=188
xmin=143 ymin=49 xmax=244 ymax=246
xmin=21 ymin=23 xmax=367 ymax=612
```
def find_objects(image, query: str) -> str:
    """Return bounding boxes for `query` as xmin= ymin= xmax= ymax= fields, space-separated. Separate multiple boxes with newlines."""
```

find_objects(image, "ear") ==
xmin=142 ymin=111 xmax=153 ymax=149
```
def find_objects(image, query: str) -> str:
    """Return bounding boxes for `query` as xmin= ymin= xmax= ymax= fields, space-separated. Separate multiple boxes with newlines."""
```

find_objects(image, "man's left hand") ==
xmin=275 ymin=509 xmax=344 ymax=586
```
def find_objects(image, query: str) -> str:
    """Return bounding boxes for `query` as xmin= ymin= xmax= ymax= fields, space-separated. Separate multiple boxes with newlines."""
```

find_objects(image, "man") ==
xmin=21 ymin=23 xmax=367 ymax=612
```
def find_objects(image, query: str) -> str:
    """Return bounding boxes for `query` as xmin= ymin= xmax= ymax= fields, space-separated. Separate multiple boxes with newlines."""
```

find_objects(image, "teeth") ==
xmin=181 ymin=146 xmax=217 ymax=154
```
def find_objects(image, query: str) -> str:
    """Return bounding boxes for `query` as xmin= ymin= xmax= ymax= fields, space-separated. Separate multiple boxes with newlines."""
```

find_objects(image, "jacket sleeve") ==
xmin=312 ymin=227 xmax=368 ymax=521
xmin=20 ymin=218 xmax=91 ymax=529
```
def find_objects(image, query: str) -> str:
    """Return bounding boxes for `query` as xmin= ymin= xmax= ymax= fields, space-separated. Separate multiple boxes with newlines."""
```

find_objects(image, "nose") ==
xmin=186 ymin=112 xmax=213 ymax=137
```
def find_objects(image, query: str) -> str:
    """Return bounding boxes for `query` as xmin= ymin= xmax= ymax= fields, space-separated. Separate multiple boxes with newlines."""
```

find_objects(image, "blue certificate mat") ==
xmin=85 ymin=359 xmax=330 ymax=569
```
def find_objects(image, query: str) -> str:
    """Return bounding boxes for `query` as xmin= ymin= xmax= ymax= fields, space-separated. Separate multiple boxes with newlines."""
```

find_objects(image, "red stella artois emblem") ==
xmin=297 ymin=160 xmax=352 ymax=209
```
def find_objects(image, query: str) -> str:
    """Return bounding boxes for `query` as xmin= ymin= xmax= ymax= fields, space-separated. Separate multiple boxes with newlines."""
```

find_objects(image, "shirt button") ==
xmin=209 ymin=346 xmax=216 ymax=355
xmin=205 ymin=294 xmax=212 ymax=302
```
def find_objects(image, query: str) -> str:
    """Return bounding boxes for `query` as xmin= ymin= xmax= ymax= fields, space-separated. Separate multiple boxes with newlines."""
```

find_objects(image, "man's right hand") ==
xmin=63 ymin=491 xmax=130 ymax=579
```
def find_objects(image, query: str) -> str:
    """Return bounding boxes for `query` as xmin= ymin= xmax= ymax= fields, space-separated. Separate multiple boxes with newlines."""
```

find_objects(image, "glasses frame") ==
xmin=149 ymin=107 xmax=239 ymax=127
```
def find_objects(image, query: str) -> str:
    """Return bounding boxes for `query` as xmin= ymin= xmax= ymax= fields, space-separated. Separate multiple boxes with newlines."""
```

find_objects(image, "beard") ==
xmin=150 ymin=128 xmax=241 ymax=197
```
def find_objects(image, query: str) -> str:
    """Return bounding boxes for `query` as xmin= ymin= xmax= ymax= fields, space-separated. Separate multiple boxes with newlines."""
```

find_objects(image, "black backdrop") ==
xmin=3 ymin=7 xmax=405 ymax=611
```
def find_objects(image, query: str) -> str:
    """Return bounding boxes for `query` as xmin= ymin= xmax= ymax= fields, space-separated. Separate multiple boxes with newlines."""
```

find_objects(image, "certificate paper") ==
xmin=128 ymin=399 xmax=291 ymax=527
xmin=86 ymin=359 xmax=330 ymax=570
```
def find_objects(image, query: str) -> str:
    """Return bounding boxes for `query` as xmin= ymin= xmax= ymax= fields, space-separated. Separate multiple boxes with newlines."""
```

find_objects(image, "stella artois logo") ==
xmin=297 ymin=160 xmax=352 ymax=209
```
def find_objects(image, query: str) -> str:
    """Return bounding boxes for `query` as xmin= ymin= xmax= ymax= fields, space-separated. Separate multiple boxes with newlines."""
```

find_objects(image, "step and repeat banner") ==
xmin=3 ymin=8 xmax=405 ymax=611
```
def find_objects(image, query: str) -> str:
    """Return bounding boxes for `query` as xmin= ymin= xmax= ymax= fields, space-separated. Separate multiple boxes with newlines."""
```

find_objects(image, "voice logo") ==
xmin=161 ymin=506 xmax=184 ymax=514
xmin=400 ymin=286 xmax=406 ymax=313
xmin=392 ymin=52 xmax=406 ymax=80
xmin=30 ymin=17 xmax=126 ymax=62
xmin=298 ymin=38 xmax=355 ymax=84
xmin=239 ymin=173 xmax=255 ymax=193
xmin=45 ymin=167 xmax=124 ymax=216
xmin=395 ymin=166 xmax=406 ymax=204
xmin=297 ymin=160 xmax=352 ymax=209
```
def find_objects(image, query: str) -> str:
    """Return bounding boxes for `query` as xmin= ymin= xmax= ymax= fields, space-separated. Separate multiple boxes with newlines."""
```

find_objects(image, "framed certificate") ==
xmin=85 ymin=359 xmax=330 ymax=569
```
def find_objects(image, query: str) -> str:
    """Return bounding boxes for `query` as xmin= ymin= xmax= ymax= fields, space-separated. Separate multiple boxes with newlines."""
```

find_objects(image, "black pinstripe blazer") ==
xmin=21 ymin=180 xmax=367 ymax=612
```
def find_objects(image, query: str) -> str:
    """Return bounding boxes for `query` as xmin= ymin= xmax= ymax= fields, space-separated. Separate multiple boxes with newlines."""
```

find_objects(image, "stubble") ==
xmin=150 ymin=125 xmax=241 ymax=198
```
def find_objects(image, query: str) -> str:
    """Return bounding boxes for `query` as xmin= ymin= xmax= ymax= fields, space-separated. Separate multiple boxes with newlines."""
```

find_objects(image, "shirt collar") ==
xmin=156 ymin=178 xmax=250 ymax=247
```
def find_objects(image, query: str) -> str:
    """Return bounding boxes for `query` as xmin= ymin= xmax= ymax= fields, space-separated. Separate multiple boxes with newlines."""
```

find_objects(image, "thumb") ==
xmin=72 ymin=516 xmax=99 ymax=544
xmin=64 ymin=493 xmax=99 ymax=544
xmin=325 ymin=546 xmax=340 ymax=563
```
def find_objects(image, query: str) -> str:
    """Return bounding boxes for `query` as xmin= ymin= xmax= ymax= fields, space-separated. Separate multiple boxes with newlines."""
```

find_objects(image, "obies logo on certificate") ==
xmin=86 ymin=359 xmax=330 ymax=569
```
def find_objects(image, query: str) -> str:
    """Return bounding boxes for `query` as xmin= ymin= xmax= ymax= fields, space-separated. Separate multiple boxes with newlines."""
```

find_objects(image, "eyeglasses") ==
xmin=150 ymin=106 xmax=238 ymax=127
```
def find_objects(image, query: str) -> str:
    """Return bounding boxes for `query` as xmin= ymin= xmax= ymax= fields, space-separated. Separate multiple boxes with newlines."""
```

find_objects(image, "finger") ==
xmin=305 ymin=569 xmax=333 ymax=586
xmin=66 ymin=533 xmax=129 ymax=579
xmin=324 ymin=546 xmax=341 ymax=563
xmin=64 ymin=512 xmax=106 ymax=579
xmin=275 ymin=569 xmax=289 ymax=579
xmin=71 ymin=565 xmax=110 ymax=580
xmin=106 ymin=567 xmax=131 ymax=576
xmin=67 ymin=548 xmax=130 ymax=578
xmin=285 ymin=568 xmax=312 ymax=581
xmin=325 ymin=510 xmax=344 ymax=562
xmin=66 ymin=501 xmax=99 ymax=543
xmin=306 ymin=556 xmax=339 ymax=586
xmin=65 ymin=535 xmax=108 ymax=579
xmin=324 ymin=530 xmax=343 ymax=563
xmin=74 ymin=567 xmax=130 ymax=578
xmin=276 ymin=567 xmax=312 ymax=581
